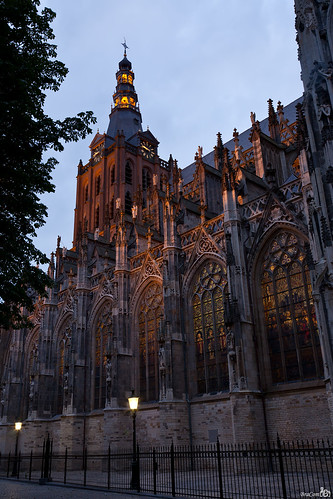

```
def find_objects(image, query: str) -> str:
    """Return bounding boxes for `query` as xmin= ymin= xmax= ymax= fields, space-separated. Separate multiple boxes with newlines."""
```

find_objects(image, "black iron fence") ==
xmin=1 ymin=437 xmax=333 ymax=498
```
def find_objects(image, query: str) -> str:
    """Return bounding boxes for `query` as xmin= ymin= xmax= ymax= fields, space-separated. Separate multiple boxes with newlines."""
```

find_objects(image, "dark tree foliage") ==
xmin=0 ymin=0 xmax=96 ymax=329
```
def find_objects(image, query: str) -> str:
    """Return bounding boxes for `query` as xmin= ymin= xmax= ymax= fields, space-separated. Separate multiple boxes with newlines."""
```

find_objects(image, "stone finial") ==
xmin=277 ymin=101 xmax=284 ymax=123
xmin=250 ymin=112 xmax=256 ymax=125
xmin=214 ymin=132 xmax=224 ymax=170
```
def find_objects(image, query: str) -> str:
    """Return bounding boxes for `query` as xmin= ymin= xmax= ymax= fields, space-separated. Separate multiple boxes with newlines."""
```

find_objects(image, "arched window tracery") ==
xmin=93 ymin=303 xmax=112 ymax=409
xmin=191 ymin=261 xmax=228 ymax=394
xmin=261 ymin=232 xmax=323 ymax=384
xmin=138 ymin=282 xmax=163 ymax=402
xmin=57 ymin=325 xmax=71 ymax=415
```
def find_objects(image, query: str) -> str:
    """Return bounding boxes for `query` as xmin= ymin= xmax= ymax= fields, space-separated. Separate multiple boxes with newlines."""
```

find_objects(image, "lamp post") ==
xmin=128 ymin=393 xmax=140 ymax=491
xmin=11 ymin=421 xmax=22 ymax=477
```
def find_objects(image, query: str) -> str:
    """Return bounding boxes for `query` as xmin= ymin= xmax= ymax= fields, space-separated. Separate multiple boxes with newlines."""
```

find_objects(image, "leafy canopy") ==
xmin=0 ymin=0 xmax=96 ymax=329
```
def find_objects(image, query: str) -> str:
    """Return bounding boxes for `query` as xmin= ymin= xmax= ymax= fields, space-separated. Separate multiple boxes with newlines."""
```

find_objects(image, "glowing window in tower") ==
xmin=94 ymin=304 xmax=112 ymax=409
xmin=192 ymin=262 xmax=228 ymax=394
xmin=122 ymin=74 xmax=128 ymax=83
xmin=130 ymin=97 xmax=135 ymax=106
xmin=121 ymin=96 xmax=129 ymax=106
xmin=139 ymin=283 xmax=163 ymax=401
xmin=128 ymin=74 xmax=133 ymax=84
xmin=261 ymin=232 xmax=323 ymax=384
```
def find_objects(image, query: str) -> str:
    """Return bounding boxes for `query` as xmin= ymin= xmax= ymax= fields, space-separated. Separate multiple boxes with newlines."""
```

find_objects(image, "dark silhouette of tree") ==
xmin=0 ymin=0 xmax=96 ymax=328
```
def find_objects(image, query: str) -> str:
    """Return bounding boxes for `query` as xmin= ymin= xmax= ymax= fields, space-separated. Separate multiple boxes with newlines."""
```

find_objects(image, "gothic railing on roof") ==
xmin=204 ymin=213 xmax=224 ymax=234
xmin=280 ymin=178 xmax=302 ymax=200
xmin=242 ymin=194 xmax=269 ymax=220
xmin=160 ymin=158 xmax=169 ymax=169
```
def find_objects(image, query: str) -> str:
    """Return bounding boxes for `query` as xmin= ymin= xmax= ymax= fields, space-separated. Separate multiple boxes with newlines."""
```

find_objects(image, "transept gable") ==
xmin=186 ymin=225 xmax=223 ymax=272
xmin=133 ymin=250 xmax=162 ymax=290
xmin=248 ymin=191 xmax=307 ymax=266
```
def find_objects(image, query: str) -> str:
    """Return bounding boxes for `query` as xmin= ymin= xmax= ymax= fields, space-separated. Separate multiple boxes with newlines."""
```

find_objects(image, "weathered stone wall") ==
xmin=265 ymin=385 xmax=333 ymax=442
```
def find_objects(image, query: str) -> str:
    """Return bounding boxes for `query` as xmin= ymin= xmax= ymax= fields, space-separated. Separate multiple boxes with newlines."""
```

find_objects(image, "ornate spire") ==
xmin=107 ymin=46 xmax=142 ymax=139
xmin=214 ymin=132 xmax=224 ymax=170
xmin=268 ymin=99 xmax=280 ymax=143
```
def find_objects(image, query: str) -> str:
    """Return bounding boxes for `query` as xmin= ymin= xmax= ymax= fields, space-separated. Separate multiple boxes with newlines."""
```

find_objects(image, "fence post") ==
xmin=17 ymin=451 xmax=21 ymax=479
xmin=153 ymin=448 xmax=157 ymax=495
xmin=83 ymin=446 xmax=87 ymax=486
xmin=171 ymin=442 xmax=176 ymax=497
xmin=277 ymin=434 xmax=287 ymax=499
xmin=6 ymin=452 xmax=10 ymax=477
xmin=216 ymin=438 xmax=224 ymax=499
xmin=64 ymin=447 xmax=67 ymax=484
xmin=40 ymin=439 xmax=45 ymax=480
xmin=29 ymin=450 xmax=32 ymax=481
xmin=107 ymin=444 xmax=110 ymax=490
xmin=137 ymin=444 xmax=141 ymax=492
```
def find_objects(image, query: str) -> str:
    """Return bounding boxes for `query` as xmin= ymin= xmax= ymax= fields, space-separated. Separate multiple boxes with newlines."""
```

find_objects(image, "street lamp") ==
xmin=128 ymin=392 xmax=140 ymax=491
xmin=11 ymin=421 xmax=22 ymax=477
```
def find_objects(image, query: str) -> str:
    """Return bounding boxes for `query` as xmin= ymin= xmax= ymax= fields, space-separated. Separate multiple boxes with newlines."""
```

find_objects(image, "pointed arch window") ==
xmin=261 ymin=232 xmax=323 ymax=384
xmin=110 ymin=197 xmax=114 ymax=220
xmin=95 ymin=205 xmax=100 ymax=228
xmin=139 ymin=283 xmax=163 ymax=402
xmin=125 ymin=191 xmax=132 ymax=215
xmin=96 ymin=175 xmax=101 ymax=195
xmin=142 ymin=168 xmax=151 ymax=191
xmin=94 ymin=304 xmax=112 ymax=409
xmin=57 ymin=326 xmax=71 ymax=415
xmin=192 ymin=262 xmax=228 ymax=395
xmin=84 ymin=184 xmax=89 ymax=202
xmin=125 ymin=162 xmax=132 ymax=184
xmin=111 ymin=166 xmax=115 ymax=185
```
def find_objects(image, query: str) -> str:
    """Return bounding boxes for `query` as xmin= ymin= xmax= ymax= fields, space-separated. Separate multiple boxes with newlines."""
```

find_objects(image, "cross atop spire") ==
xmin=121 ymin=38 xmax=129 ymax=56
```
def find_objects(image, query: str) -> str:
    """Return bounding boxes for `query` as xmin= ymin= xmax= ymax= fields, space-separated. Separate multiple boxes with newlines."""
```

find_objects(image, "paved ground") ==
xmin=0 ymin=479 xmax=167 ymax=499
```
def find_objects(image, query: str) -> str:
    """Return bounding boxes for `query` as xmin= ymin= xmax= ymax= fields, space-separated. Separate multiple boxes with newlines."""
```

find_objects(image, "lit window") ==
xmin=122 ymin=74 xmax=128 ymax=83
xmin=130 ymin=97 xmax=135 ymax=106
xmin=192 ymin=262 xmax=229 ymax=394
xmin=121 ymin=96 xmax=129 ymax=106
xmin=139 ymin=283 xmax=163 ymax=401
xmin=94 ymin=304 xmax=112 ymax=409
xmin=261 ymin=232 xmax=323 ymax=384
xmin=128 ymin=74 xmax=133 ymax=84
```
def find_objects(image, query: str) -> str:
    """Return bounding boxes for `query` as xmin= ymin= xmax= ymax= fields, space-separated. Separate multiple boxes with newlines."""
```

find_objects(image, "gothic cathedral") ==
xmin=1 ymin=1 xmax=333 ymax=454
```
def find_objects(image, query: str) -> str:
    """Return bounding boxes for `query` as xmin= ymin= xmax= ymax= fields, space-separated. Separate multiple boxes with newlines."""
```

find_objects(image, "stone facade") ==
xmin=1 ymin=1 xmax=333 ymax=455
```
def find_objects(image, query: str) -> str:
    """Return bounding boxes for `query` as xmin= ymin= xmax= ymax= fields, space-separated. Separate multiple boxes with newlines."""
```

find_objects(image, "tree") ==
xmin=0 ymin=0 xmax=96 ymax=329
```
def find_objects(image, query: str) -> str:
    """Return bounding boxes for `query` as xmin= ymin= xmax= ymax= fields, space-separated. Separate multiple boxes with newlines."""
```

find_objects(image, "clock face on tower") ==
xmin=140 ymin=140 xmax=155 ymax=159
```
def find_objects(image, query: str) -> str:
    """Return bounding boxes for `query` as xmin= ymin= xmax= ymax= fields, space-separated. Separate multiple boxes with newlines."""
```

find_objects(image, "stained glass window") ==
xmin=192 ymin=262 xmax=228 ymax=394
xmin=139 ymin=283 xmax=163 ymax=401
xmin=261 ymin=232 xmax=323 ymax=384
xmin=94 ymin=304 xmax=112 ymax=409
xmin=57 ymin=326 xmax=71 ymax=415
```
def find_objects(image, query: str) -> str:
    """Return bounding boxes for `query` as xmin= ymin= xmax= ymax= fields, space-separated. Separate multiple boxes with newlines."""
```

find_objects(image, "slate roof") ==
xmin=181 ymin=96 xmax=303 ymax=186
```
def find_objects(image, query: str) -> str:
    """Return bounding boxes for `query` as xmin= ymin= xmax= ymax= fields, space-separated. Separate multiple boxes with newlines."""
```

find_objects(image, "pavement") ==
xmin=0 ymin=479 xmax=171 ymax=499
